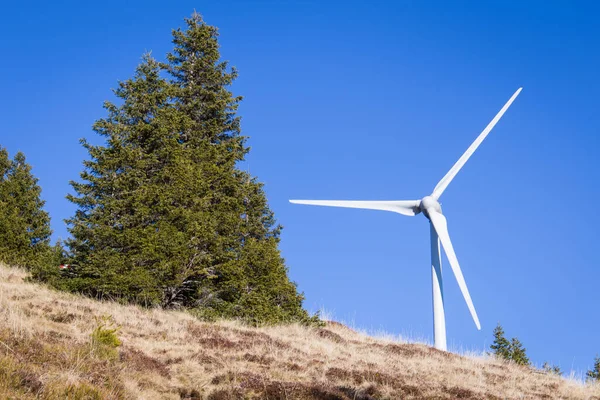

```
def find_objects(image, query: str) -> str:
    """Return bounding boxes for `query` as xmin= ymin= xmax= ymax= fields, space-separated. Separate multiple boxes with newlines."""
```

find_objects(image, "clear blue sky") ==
xmin=1 ymin=0 xmax=598 ymax=375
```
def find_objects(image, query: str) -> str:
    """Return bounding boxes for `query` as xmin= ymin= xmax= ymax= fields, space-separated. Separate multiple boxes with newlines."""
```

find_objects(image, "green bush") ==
xmin=90 ymin=315 xmax=121 ymax=360
xmin=587 ymin=356 xmax=600 ymax=382
xmin=542 ymin=362 xmax=562 ymax=376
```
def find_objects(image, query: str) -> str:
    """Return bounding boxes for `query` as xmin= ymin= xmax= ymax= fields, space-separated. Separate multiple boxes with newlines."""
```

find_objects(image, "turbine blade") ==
xmin=427 ymin=209 xmax=481 ymax=330
xmin=289 ymin=200 xmax=421 ymax=216
xmin=432 ymin=88 xmax=522 ymax=200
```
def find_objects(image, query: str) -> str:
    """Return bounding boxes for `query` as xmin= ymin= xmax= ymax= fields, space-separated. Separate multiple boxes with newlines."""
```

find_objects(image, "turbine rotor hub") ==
xmin=420 ymin=196 xmax=441 ymax=219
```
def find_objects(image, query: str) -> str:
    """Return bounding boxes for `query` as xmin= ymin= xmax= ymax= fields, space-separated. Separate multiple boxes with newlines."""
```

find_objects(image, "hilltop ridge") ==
xmin=0 ymin=264 xmax=597 ymax=399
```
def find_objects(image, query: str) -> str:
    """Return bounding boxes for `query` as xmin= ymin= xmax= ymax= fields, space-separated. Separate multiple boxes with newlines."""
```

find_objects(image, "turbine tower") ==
xmin=290 ymin=88 xmax=522 ymax=351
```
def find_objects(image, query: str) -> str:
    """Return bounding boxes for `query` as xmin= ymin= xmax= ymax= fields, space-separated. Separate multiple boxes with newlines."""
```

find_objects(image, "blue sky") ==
xmin=1 ymin=1 xmax=598 ymax=375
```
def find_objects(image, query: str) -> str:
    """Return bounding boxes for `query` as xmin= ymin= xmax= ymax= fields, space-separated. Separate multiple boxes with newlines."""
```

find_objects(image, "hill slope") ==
xmin=0 ymin=264 xmax=597 ymax=399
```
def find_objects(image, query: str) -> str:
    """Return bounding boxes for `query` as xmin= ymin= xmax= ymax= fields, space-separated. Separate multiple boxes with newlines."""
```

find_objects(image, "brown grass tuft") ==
xmin=317 ymin=328 xmax=346 ymax=343
xmin=121 ymin=347 xmax=171 ymax=378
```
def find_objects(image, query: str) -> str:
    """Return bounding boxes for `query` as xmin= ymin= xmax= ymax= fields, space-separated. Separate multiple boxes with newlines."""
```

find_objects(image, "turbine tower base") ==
xmin=430 ymin=223 xmax=447 ymax=351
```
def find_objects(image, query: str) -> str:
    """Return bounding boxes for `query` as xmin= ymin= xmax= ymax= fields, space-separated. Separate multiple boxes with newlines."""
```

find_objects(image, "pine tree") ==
xmin=490 ymin=323 xmax=511 ymax=360
xmin=59 ymin=55 xmax=172 ymax=303
xmin=489 ymin=323 xmax=530 ymax=366
xmin=57 ymin=14 xmax=313 ymax=324
xmin=587 ymin=356 xmax=600 ymax=382
xmin=509 ymin=337 xmax=530 ymax=366
xmin=0 ymin=148 xmax=52 ymax=267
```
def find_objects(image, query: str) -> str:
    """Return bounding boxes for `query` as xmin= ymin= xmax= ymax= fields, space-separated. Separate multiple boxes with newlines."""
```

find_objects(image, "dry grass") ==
xmin=0 ymin=264 xmax=598 ymax=399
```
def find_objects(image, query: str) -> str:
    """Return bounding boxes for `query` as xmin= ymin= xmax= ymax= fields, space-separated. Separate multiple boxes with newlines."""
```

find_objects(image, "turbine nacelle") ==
xmin=420 ymin=196 xmax=441 ymax=219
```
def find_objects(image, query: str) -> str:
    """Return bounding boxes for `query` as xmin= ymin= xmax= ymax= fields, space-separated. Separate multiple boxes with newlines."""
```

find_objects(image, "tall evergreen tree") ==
xmin=490 ymin=323 xmax=511 ymax=360
xmin=61 ymin=55 xmax=173 ymax=303
xmin=58 ymin=14 xmax=312 ymax=324
xmin=587 ymin=356 xmax=600 ymax=382
xmin=0 ymin=148 xmax=52 ymax=267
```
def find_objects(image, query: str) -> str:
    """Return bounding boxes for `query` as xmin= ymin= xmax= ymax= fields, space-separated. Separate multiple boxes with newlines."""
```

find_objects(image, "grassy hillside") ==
xmin=0 ymin=264 xmax=597 ymax=399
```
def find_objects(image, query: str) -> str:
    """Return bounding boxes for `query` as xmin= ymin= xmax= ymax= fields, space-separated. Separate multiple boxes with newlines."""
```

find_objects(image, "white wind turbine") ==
xmin=290 ymin=88 xmax=522 ymax=351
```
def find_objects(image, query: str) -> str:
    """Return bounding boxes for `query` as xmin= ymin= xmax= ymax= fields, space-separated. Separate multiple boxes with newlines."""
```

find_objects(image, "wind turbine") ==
xmin=290 ymin=88 xmax=522 ymax=351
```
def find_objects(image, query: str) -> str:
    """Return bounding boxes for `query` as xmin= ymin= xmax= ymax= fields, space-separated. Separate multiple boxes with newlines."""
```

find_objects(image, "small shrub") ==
xmin=90 ymin=315 xmax=121 ymax=360
xmin=302 ymin=311 xmax=325 ymax=327
xmin=542 ymin=362 xmax=562 ymax=376
xmin=489 ymin=323 xmax=530 ymax=366
xmin=587 ymin=356 xmax=600 ymax=382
